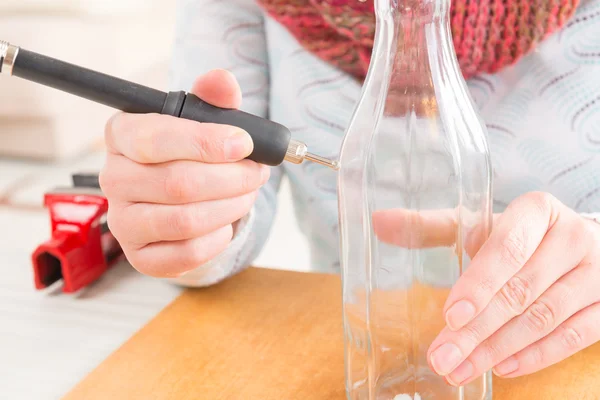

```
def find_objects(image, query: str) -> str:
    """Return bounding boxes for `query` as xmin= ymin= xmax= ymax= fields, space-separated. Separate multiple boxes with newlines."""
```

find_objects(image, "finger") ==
xmin=190 ymin=69 xmax=242 ymax=109
xmin=104 ymin=112 xmax=253 ymax=164
xmin=428 ymin=209 xmax=588 ymax=355
xmin=493 ymin=301 xmax=600 ymax=378
xmin=124 ymin=224 xmax=234 ymax=278
xmin=100 ymin=154 xmax=270 ymax=204
xmin=444 ymin=259 xmax=598 ymax=386
xmin=442 ymin=192 xmax=559 ymax=331
xmin=427 ymin=209 xmax=588 ymax=378
xmin=372 ymin=208 xmax=499 ymax=257
xmin=111 ymin=191 xmax=257 ymax=246
xmin=372 ymin=208 xmax=458 ymax=248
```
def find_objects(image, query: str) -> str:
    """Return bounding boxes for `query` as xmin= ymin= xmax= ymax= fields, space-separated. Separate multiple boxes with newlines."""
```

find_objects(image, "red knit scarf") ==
xmin=255 ymin=0 xmax=579 ymax=80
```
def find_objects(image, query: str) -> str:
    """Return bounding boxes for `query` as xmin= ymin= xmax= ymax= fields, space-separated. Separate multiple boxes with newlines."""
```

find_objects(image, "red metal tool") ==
xmin=32 ymin=173 xmax=123 ymax=293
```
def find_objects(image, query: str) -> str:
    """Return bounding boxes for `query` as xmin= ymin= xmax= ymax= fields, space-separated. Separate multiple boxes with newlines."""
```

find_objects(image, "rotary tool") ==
xmin=0 ymin=40 xmax=339 ymax=170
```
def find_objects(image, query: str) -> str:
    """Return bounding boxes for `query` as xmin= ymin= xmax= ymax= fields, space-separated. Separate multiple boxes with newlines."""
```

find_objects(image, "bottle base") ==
xmin=346 ymin=369 xmax=492 ymax=400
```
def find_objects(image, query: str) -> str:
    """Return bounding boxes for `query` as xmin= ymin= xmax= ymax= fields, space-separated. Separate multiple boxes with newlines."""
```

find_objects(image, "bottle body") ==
xmin=337 ymin=0 xmax=493 ymax=399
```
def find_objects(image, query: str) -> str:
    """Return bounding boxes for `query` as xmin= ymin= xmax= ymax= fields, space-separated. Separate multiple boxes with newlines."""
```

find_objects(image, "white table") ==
xmin=0 ymin=149 xmax=310 ymax=399
xmin=0 ymin=207 xmax=182 ymax=400
xmin=0 ymin=152 xmax=182 ymax=399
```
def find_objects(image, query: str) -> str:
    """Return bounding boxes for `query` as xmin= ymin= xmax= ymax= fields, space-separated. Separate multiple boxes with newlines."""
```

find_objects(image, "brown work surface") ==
xmin=63 ymin=267 xmax=600 ymax=400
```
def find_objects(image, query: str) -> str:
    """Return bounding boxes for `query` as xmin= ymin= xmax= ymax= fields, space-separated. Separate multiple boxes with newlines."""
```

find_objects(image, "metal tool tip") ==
xmin=0 ymin=40 xmax=18 ymax=76
xmin=305 ymin=152 xmax=340 ymax=171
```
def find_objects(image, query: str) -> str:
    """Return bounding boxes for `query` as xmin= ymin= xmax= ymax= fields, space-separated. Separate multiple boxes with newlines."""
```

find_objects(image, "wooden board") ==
xmin=63 ymin=268 xmax=600 ymax=400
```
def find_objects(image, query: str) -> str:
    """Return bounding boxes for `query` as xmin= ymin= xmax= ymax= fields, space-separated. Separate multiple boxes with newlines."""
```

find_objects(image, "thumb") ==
xmin=190 ymin=69 xmax=242 ymax=109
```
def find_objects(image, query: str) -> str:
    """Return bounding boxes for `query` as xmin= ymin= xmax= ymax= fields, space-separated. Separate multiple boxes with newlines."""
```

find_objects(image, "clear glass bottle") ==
xmin=337 ymin=0 xmax=493 ymax=399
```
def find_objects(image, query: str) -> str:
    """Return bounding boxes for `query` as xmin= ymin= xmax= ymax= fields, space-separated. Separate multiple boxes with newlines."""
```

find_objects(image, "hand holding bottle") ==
xmin=373 ymin=191 xmax=600 ymax=384
xmin=98 ymin=70 xmax=270 ymax=278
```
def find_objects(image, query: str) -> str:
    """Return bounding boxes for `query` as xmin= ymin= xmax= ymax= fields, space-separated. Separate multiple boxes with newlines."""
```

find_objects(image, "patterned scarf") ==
xmin=255 ymin=0 xmax=580 ymax=80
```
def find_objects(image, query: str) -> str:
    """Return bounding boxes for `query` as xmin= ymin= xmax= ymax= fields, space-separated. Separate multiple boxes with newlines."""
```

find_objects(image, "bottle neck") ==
xmin=378 ymin=0 xmax=454 ymax=116
xmin=376 ymin=0 xmax=450 ymax=22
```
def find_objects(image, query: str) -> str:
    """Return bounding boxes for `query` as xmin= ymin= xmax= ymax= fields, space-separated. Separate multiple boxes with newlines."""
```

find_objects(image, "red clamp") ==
xmin=32 ymin=173 xmax=123 ymax=293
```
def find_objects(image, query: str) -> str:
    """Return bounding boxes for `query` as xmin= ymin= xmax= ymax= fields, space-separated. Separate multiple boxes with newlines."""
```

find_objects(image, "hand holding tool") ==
xmin=0 ymin=40 xmax=339 ymax=169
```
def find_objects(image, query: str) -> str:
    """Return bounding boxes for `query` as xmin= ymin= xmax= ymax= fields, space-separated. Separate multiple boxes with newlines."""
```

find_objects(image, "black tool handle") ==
xmin=177 ymin=93 xmax=290 ymax=166
xmin=12 ymin=48 xmax=167 ymax=113
xmin=11 ymin=48 xmax=291 ymax=166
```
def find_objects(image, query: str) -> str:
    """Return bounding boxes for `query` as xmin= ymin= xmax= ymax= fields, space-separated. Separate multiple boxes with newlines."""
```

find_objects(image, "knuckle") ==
xmin=498 ymin=229 xmax=528 ymax=268
xmin=498 ymin=275 xmax=532 ymax=315
xmin=127 ymin=251 xmax=159 ymax=277
xmin=461 ymin=322 xmax=486 ymax=350
xmin=191 ymin=124 xmax=228 ymax=161
xmin=104 ymin=113 xmax=120 ymax=150
xmin=106 ymin=206 xmax=126 ymax=242
xmin=137 ymin=206 xmax=160 ymax=242
xmin=560 ymin=327 xmax=584 ymax=351
xmin=523 ymin=191 xmax=555 ymax=214
xmin=163 ymin=165 xmax=194 ymax=203
xmin=110 ymin=113 xmax=161 ymax=163
xmin=167 ymin=207 xmax=198 ymax=238
xmin=105 ymin=207 xmax=118 ymax=236
xmin=122 ymin=249 xmax=141 ymax=271
xmin=479 ymin=340 xmax=505 ymax=366
xmin=182 ymin=240 xmax=211 ymax=269
xmin=108 ymin=204 xmax=149 ymax=249
xmin=130 ymin=127 xmax=156 ymax=163
xmin=530 ymin=344 xmax=545 ymax=365
xmin=188 ymin=226 xmax=233 ymax=267
xmin=98 ymin=166 xmax=115 ymax=196
xmin=524 ymin=300 xmax=556 ymax=333
xmin=575 ymin=216 xmax=597 ymax=250
xmin=568 ymin=218 xmax=587 ymax=246
xmin=473 ymin=275 xmax=496 ymax=300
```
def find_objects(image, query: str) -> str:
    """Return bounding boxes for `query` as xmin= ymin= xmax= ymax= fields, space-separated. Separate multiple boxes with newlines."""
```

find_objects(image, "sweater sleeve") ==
xmin=165 ymin=0 xmax=283 ymax=287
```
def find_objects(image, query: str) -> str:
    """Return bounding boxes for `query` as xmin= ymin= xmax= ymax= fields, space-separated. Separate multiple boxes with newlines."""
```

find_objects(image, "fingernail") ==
xmin=225 ymin=130 xmax=253 ymax=160
xmin=430 ymin=343 xmax=463 ymax=375
xmin=446 ymin=300 xmax=476 ymax=330
xmin=493 ymin=356 xmax=519 ymax=376
xmin=447 ymin=360 xmax=473 ymax=386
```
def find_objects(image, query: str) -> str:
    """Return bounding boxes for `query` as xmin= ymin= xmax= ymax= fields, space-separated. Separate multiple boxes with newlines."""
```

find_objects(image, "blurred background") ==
xmin=0 ymin=1 xmax=309 ymax=398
